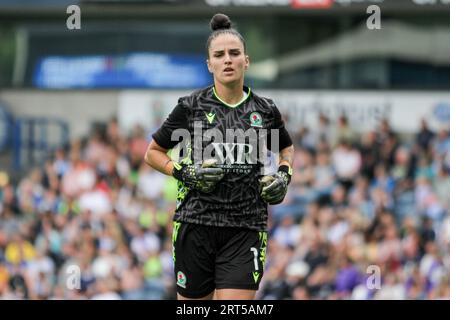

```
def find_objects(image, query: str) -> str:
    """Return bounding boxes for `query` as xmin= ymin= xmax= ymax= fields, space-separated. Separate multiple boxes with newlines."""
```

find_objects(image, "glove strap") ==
xmin=278 ymin=165 xmax=293 ymax=185
xmin=172 ymin=162 xmax=184 ymax=181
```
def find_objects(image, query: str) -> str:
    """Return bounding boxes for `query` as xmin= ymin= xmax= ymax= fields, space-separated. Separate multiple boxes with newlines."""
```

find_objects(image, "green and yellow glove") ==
xmin=172 ymin=159 xmax=224 ymax=193
xmin=260 ymin=165 xmax=292 ymax=205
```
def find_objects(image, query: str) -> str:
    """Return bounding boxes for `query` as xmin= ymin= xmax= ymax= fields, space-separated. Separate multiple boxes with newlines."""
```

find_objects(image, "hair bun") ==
xmin=210 ymin=13 xmax=232 ymax=31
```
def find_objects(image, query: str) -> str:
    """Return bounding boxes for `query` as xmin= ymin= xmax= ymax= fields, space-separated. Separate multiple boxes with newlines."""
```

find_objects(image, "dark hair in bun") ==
xmin=206 ymin=13 xmax=246 ymax=56
xmin=210 ymin=13 xmax=232 ymax=31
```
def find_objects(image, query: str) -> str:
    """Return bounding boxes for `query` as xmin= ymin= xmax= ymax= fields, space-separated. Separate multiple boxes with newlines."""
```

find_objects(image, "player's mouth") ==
xmin=223 ymin=67 xmax=234 ymax=74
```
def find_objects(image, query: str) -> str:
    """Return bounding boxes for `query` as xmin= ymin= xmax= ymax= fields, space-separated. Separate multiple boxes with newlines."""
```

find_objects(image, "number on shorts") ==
xmin=250 ymin=247 xmax=259 ymax=271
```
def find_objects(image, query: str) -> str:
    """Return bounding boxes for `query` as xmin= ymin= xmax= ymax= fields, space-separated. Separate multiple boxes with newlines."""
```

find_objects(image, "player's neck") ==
xmin=214 ymin=82 xmax=245 ymax=105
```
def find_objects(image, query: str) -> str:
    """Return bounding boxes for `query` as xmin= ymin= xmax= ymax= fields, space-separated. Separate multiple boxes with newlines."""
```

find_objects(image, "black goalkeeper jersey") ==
xmin=152 ymin=85 xmax=292 ymax=231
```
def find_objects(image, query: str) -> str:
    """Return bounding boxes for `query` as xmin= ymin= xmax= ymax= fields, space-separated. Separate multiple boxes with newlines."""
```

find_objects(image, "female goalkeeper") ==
xmin=145 ymin=13 xmax=294 ymax=300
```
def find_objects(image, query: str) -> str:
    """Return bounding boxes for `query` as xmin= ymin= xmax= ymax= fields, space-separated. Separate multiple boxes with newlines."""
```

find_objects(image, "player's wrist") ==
xmin=278 ymin=160 xmax=290 ymax=167
xmin=164 ymin=159 xmax=174 ymax=176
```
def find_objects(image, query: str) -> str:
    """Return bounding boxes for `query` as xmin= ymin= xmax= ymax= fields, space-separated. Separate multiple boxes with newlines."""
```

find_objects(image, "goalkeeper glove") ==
xmin=172 ymin=159 xmax=224 ymax=193
xmin=260 ymin=165 xmax=292 ymax=205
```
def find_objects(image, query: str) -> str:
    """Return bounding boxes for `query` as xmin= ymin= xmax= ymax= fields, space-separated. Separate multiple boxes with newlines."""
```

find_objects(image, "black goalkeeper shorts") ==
xmin=171 ymin=222 xmax=268 ymax=299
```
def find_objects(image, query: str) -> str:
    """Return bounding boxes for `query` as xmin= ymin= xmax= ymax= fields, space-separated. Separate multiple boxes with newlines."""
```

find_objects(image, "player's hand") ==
xmin=172 ymin=159 xmax=224 ymax=193
xmin=260 ymin=166 xmax=292 ymax=205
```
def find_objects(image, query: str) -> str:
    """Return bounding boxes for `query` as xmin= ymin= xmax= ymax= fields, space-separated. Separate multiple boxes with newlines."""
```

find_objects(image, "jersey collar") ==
xmin=212 ymin=85 xmax=251 ymax=109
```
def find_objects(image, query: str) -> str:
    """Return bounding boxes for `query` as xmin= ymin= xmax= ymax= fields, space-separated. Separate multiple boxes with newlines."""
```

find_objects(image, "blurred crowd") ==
xmin=0 ymin=119 xmax=177 ymax=299
xmin=259 ymin=115 xmax=450 ymax=300
xmin=0 ymin=113 xmax=450 ymax=300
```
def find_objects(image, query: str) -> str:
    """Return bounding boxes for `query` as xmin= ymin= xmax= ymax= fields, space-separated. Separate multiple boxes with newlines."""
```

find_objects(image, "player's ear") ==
xmin=206 ymin=59 xmax=213 ymax=73
xmin=244 ymin=55 xmax=250 ymax=70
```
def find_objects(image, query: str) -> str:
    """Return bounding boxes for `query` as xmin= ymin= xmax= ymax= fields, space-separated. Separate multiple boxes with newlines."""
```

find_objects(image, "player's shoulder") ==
xmin=177 ymin=85 xmax=214 ymax=109
xmin=250 ymin=89 xmax=277 ymax=111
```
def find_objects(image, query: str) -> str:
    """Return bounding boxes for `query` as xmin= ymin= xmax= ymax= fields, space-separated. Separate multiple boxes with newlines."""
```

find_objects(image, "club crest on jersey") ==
xmin=249 ymin=112 xmax=263 ymax=127
xmin=177 ymin=271 xmax=187 ymax=288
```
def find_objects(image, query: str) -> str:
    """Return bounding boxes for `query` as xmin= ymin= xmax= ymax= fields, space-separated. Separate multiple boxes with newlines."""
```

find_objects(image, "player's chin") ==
xmin=219 ymin=76 xmax=241 ymax=86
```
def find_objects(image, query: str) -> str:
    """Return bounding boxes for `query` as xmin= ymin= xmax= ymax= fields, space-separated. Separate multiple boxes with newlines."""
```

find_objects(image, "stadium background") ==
xmin=0 ymin=0 xmax=450 ymax=299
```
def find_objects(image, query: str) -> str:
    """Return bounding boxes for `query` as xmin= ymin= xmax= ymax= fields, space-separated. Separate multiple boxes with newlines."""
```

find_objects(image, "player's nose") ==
xmin=224 ymin=53 xmax=232 ymax=63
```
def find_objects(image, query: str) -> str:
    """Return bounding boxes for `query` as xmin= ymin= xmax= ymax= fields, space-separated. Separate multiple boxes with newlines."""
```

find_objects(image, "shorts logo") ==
xmin=249 ymin=112 xmax=263 ymax=127
xmin=177 ymin=271 xmax=187 ymax=288
xmin=252 ymin=271 xmax=260 ymax=284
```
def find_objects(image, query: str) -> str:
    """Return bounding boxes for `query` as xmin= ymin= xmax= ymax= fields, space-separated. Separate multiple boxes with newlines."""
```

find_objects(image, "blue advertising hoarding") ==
xmin=33 ymin=53 xmax=211 ymax=89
